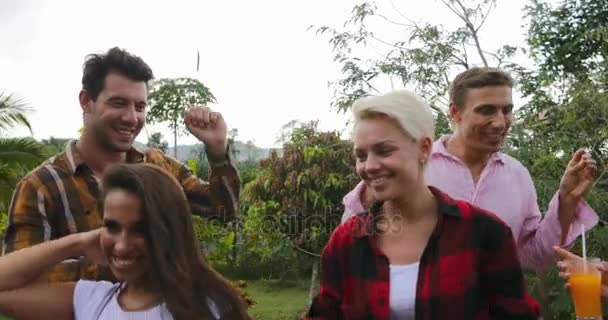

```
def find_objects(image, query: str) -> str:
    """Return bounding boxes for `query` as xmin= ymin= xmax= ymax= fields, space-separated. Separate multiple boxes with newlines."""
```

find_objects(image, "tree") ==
xmin=516 ymin=0 xmax=608 ymax=229
xmin=312 ymin=0 xmax=521 ymax=137
xmin=314 ymin=0 xmax=518 ymax=109
xmin=244 ymin=121 xmax=359 ymax=306
xmin=40 ymin=137 xmax=70 ymax=154
xmin=227 ymin=128 xmax=240 ymax=160
xmin=0 ymin=93 xmax=46 ymax=210
xmin=147 ymin=78 xmax=216 ymax=157
xmin=525 ymin=0 xmax=608 ymax=85
xmin=146 ymin=132 xmax=168 ymax=153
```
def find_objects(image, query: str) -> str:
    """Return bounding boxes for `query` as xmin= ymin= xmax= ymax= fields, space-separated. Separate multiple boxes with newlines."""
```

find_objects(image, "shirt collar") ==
xmin=432 ymin=134 xmax=505 ymax=165
xmin=65 ymin=140 xmax=146 ymax=174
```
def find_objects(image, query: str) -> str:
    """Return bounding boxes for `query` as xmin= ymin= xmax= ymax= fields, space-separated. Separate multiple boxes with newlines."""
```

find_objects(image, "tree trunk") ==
xmin=308 ymin=259 xmax=319 ymax=308
xmin=173 ymin=128 xmax=178 ymax=159
xmin=470 ymin=26 xmax=489 ymax=67
xmin=231 ymin=220 xmax=238 ymax=264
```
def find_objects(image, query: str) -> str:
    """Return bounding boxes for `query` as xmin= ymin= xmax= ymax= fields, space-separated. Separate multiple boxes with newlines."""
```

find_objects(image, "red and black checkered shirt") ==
xmin=308 ymin=187 xmax=539 ymax=320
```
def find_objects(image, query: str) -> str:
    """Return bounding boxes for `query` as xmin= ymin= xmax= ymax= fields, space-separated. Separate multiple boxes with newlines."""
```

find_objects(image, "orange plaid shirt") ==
xmin=2 ymin=141 xmax=240 ymax=282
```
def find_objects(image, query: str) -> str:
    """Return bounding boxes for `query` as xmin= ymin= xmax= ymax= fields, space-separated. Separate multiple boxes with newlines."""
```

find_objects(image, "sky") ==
xmin=0 ymin=0 xmax=535 ymax=148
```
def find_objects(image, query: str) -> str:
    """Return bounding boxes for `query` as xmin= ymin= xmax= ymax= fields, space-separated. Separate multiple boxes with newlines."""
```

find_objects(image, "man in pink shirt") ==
xmin=342 ymin=67 xmax=598 ymax=270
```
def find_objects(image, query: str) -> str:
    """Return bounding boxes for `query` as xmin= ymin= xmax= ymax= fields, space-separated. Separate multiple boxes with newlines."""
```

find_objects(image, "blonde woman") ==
xmin=308 ymin=90 xmax=539 ymax=319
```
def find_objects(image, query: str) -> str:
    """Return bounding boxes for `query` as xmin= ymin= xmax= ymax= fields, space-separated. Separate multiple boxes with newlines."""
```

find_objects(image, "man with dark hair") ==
xmin=342 ymin=67 xmax=598 ymax=270
xmin=2 ymin=47 xmax=240 ymax=282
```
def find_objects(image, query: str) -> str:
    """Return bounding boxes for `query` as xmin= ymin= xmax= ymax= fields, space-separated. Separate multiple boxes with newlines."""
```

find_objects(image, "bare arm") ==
xmin=0 ymin=233 xmax=83 ymax=290
xmin=0 ymin=230 xmax=103 ymax=318
xmin=0 ymin=282 xmax=75 ymax=320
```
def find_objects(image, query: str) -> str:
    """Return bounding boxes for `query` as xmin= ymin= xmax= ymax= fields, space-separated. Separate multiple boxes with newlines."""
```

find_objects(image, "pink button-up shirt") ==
xmin=342 ymin=135 xmax=599 ymax=270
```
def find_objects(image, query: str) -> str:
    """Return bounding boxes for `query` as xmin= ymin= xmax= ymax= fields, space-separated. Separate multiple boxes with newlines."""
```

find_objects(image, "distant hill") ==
xmin=166 ymin=141 xmax=280 ymax=162
xmin=37 ymin=137 xmax=280 ymax=163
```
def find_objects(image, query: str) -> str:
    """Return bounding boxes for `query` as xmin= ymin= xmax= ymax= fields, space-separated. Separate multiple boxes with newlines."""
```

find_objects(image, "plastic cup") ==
xmin=567 ymin=258 xmax=602 ymax=319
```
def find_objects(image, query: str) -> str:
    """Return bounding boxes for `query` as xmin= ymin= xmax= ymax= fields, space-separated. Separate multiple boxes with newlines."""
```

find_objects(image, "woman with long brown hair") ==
xmin=0 ymin=163 xmax=250 ymax=319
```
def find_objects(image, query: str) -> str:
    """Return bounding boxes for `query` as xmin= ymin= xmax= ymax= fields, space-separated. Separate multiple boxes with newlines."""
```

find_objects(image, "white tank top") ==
xmin=389 ymin=262 xmax=419 ymax=320
xmin=73 ymin=280 xmax=220 ymax=320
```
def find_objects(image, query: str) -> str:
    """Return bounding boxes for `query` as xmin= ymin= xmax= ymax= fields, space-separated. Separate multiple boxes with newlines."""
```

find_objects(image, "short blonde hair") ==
xmin=352 ymin=90 xmax=435 ymax=141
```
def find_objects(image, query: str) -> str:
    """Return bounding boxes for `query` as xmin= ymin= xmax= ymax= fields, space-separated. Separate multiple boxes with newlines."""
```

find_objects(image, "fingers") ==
xmin=558 ymin=270 xmax=571 ymax=281
xmin=186 ymin=106 xmax=219 ymax=128
xmin=598 ymin=263 xmax=608 ymax=286
xmin=568 ymin=150 xmax=595 ymax=173
xmin=584 ymin=160 xmax=597 ymax=178
xmin=569 ymin=158 xmax=587 ymax=172
xmin=553 ymin=246 xmax=581 ymax=260
xmin=201 ymin=107 xmax=211 ymax=124
xmin=210 ymin=112 xmax=220 ymax=124
xmin=568 ymin=149 xmax=586 ymax=166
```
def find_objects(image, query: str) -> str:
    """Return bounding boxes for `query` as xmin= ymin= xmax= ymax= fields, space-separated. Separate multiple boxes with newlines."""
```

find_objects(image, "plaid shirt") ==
xmin=308 ymin=187 xmax=540 ymax=320
xmin=2 ymin=141 xmax=240 ymax=282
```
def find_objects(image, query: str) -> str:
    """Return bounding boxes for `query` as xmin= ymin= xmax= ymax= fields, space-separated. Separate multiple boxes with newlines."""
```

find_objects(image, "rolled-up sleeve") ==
xmin=160 ymin=149 xmax=240 ymax=222
xmin=517 ymin=172 xmax=598 ymax=270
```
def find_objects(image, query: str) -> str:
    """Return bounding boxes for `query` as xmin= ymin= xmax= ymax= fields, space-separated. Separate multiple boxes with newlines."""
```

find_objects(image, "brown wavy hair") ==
xmin=101 ymin=163 xmax=250 ymax=320
xmin=449 ymin=67 xmax=514 ymax=110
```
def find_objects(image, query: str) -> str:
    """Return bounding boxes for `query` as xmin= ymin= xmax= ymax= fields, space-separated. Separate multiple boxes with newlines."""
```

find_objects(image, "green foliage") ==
xmin=0 ymin=137 xmax=47 ymax=168
xmin=40 ymin=137 xmax=70 ymax=155
xmin=244 ymin=121 xmax=358 ymax=256
xmin=193 ymin=122 xmax=357 ymax=282
xmin=517 ymin=0 xmax=608 ymax=225
xmin=237 ymin=160 xmax=260 ymax=185
xmin=238 ymin=201 xmax=300 ymax=279
xmin=0 ymin=93 xmax=46 ymax=210
xmin=148 ymin=78 xmax=216 ymax=134
xmin=0 ymin=138 xmax=47 ymax=211
xmin=0 ymin=93 xmax=32 ymax=133
xmin=310 ymin=0 xmax=516 ymax=117
xmin=0 ymin=212 xmax=8 ymax=240
xmin=525 ymin=0 xmax=608 ymax=83
xmin=192 ymin=215 xmax=235 ymax=266
xmin=147 ymin=78 xmax=216 ymax=156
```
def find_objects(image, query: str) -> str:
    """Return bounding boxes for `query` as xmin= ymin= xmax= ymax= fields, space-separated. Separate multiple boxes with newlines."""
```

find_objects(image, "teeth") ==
xmin=118 ymin=130 xmax=132 ymax=135
xmin=370 ymin=177 xmax=387 ymax=186
xmin=112 ymin=257 xmax=136 ymax=267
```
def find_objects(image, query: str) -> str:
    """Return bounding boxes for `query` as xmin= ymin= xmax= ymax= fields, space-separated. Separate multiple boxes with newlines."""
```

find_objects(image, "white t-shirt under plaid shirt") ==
xmin=74 ymin=280 xmax=220 ymax=319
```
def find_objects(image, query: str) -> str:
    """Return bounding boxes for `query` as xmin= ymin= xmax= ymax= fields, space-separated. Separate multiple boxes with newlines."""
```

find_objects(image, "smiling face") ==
xmin=81 ymin=72 xmax=147 ymax=152
xmin=354 ymin=116 xmax=431 ymax=202
xmin=450 ymin=85 xmax=513 ymax=154
xmin=100 ymin=189 xmax=150 ymax=283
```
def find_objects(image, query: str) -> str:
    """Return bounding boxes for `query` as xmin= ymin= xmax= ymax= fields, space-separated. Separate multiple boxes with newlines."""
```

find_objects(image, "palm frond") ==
xmin=0 ymin=137 xmax=46 ymax=168
xmin=0 ymin=93 xmax=33 ymax=134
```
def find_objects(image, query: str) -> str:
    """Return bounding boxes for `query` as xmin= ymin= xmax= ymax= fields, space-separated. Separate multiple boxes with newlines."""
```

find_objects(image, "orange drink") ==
xmin=567 ymin=258 xmax=602 ymax=319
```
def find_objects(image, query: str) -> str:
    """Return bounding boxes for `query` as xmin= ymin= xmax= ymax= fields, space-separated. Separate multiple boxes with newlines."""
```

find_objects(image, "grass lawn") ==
xmin=246 ymin=279 xmax=310 ymax=320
